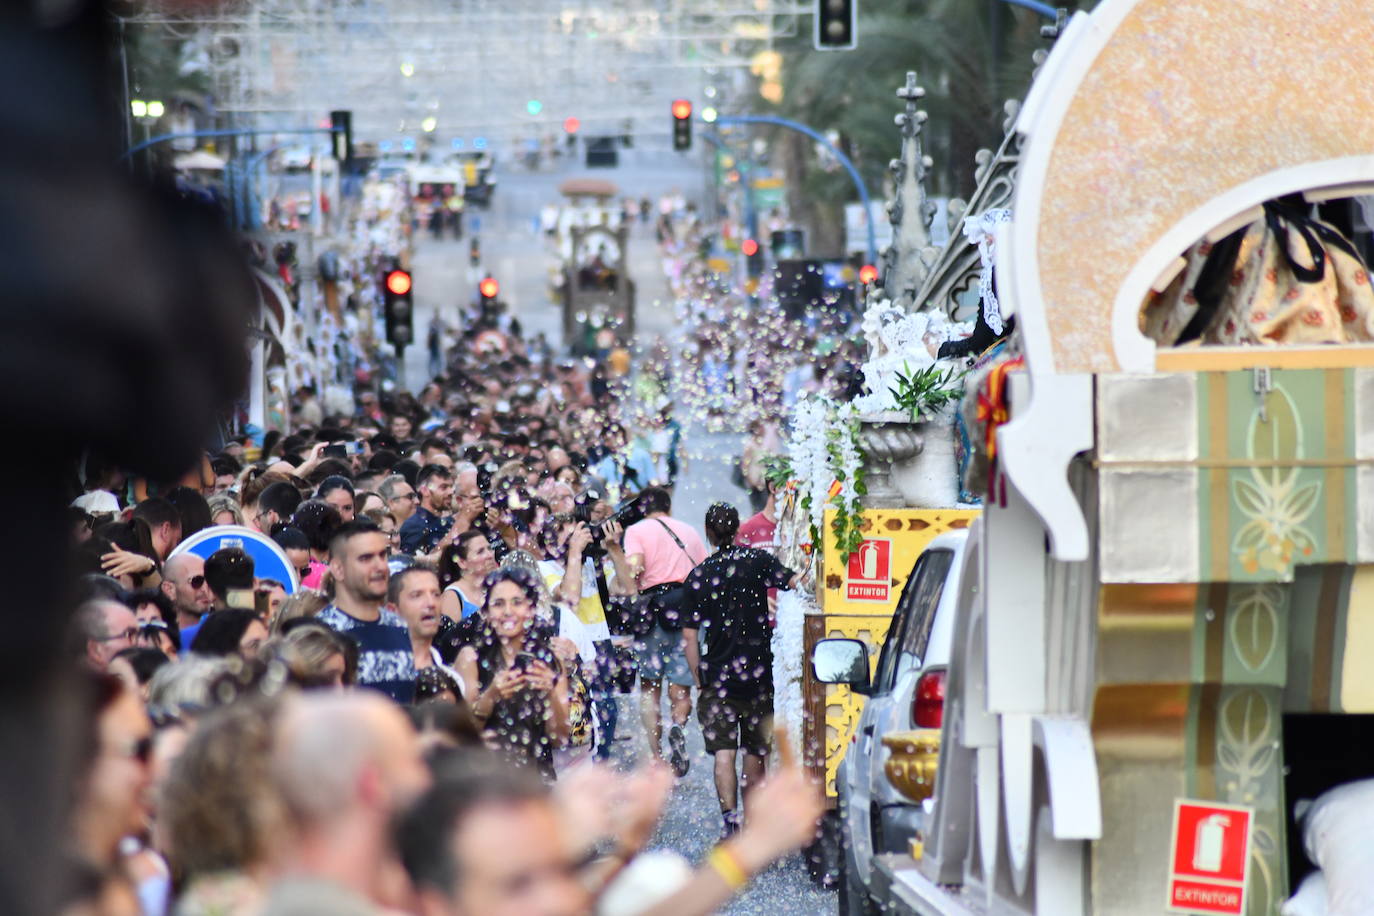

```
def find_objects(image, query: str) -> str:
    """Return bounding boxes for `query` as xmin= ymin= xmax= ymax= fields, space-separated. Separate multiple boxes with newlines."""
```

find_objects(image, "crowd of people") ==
xmin=62 ymin=279 xmax=824 ymax=915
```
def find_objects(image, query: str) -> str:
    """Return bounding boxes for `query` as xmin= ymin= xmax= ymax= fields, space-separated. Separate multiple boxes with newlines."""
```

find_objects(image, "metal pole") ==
xmin=715 ymin=114 xmax=878 ymax=263
xmin=122 ymin=126 xmax=341 ymax=160
xmin=310 ymin=147 xmax=323 ymax=237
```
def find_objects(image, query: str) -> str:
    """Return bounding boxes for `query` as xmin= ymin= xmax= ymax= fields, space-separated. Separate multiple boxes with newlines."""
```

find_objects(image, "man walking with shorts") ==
xmin=624 ymin=486 xmax=706 ymax=776
xmin=682 ymin=502 xmax=799 ymax=837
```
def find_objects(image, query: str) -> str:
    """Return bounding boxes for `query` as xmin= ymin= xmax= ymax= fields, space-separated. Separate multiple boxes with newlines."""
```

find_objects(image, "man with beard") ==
xmin=399 ymin=464 xmax=454 ymax=556
xmin=317 ymin=520 xmax=416 ymax=703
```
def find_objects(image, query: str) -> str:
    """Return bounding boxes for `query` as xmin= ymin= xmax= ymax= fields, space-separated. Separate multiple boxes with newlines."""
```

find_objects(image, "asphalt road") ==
xmin=407 ymin=153 xmax=836 ymax=915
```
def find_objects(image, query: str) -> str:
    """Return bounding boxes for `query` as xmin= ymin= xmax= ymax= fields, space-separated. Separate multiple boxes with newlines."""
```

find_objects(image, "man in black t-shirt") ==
xmin=681 ymin=502 xmax=799 ymax=838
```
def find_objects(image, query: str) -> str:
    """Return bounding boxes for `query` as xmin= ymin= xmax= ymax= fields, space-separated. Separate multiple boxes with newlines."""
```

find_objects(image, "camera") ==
xmin=575 ymin=490 xmax=646 ymax=557
xmin=322 ymin=441 xmax=364 ymax=458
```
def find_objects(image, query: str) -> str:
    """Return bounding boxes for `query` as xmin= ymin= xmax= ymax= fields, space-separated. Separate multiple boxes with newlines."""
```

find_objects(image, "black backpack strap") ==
xmin=654 ymin=518 xmax=693 ymax=560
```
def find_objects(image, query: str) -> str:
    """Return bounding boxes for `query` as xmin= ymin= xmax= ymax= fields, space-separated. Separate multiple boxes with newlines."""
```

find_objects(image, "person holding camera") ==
xmin=623 ymin=486 xmax=707 ymax=777
xmin=454 ymin=567 xmax=572 ymax=780
xmin=538 ymin=513 xmax=636 ymax=760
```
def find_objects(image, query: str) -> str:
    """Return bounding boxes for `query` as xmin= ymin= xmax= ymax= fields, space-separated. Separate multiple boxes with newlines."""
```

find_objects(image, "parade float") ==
xmin=787 ymin=0 xmax=1374 ymax=913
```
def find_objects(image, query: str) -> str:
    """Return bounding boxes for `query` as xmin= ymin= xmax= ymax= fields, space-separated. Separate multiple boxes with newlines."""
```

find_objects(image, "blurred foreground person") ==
xmin=66 ymin=674 xmax=152 ymax=916
xmin=261 ymin=692 xmax=430 ymax=915
xmin=160 ymin=698 xmax=285 ymax=916
xmin=398 ymin=758 xmax=591 ymax=916
xmin=397 ymin=740 xmax=824 ymax=916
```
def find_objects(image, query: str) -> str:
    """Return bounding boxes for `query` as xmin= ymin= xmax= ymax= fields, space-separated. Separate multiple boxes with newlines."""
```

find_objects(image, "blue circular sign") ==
xmin=169 ymin=524 xmax=301 ymax=592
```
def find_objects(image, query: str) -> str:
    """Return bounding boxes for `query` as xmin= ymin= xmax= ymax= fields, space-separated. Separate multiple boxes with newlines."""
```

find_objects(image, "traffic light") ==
xmin=671 ymin=99 xmax=692 ymax=152
xmin=814 ymin=0 xmax=857 ymax=51
xmin=329 ymin=110 xmax=353 ymax=163
xmin=382 ymin=267 xmax=413 ymax=349
xmin=859 ymin=263 xmax=879 ymax=286
xmin=478 ymin=276 xmax=500 ymax=322
xmin=743 ymin=238 xmax=764 ymax=277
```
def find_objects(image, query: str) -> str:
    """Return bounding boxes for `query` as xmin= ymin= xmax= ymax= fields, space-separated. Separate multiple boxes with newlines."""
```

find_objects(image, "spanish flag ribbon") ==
xmin=975 ymin=355 xmax=1024 ymax=460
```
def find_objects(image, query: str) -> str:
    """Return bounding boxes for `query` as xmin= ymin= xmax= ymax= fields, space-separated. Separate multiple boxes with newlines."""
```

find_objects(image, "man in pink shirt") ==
xmin=624 ymin=486 xmax=707 ymax=776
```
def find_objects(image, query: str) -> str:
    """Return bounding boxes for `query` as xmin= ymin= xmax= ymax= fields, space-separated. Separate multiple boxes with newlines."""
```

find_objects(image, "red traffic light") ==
xmin=479 ymin=277 xmax=500 ymax=299
xmin=671 ymin=99 xmax=693 ymax=120
xmin=859 ymin=264 xmax=879 ymax=285
xmin=385 ymin=269 xmax=412 ymax=296
xmin=563 ymin=117 xmax=580 ymax=134
xmin=741 ymin=238 xmax=759 ymax=257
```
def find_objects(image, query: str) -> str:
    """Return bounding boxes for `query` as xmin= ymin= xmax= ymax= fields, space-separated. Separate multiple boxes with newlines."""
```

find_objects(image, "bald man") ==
xmin=262 ymin=692 xmax=431 ymax=916
xmin=161 ymin=552 xmax=213 ymax=649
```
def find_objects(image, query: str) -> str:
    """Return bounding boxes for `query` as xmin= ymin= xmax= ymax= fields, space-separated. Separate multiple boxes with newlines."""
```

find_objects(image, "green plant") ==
xmin=763 ymin=454 xmax=794 ymax=490
xmin=827 ymin=408 xmax=867 ymax=562
xmin=890 ymin=362 xmax=965 ymax=422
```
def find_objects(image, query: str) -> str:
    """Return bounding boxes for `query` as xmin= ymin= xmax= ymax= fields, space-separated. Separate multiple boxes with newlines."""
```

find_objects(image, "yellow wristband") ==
xmin=707 ymin=845 xmax=748 ymax=891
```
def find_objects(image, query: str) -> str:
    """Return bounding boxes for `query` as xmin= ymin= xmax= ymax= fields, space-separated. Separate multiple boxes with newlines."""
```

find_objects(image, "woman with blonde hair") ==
xmin=268 ymin=588 xmax=328 ymax=634
xmin=206 ymin=494 xmax=246 ymax=527
xmin=258 ymin=623 xmax=354 ymax=689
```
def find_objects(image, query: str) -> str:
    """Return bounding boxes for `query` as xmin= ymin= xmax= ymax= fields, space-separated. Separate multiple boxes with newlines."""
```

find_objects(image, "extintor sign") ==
xmin=1166 ymin=799 xmax=1253 ymax=915
xmin=846 ymin=538 xmax=891 ymax=602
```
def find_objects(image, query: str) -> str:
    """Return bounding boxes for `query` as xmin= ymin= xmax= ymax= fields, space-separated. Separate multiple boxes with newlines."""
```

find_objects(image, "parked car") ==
xmin=811 ymin=530 xmax=968 ymax=915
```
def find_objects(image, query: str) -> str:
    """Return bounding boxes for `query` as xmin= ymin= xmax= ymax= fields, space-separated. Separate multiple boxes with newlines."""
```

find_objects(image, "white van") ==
xmin=812 ymin=530 xmax=969 ymax=915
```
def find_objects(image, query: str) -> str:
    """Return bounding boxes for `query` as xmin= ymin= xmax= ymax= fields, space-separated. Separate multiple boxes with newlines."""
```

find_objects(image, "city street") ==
xmin=411 ymin=157 xmax=835 ymax=914
xmin=36 ymin=2 xmax=1366 ymax=915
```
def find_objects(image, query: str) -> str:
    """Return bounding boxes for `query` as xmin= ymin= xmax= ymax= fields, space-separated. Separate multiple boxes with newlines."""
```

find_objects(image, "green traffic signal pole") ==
xmin=713 ymin=114 xmax=877 ymax=264
xmin=697 ymin=130 xmax=760 ymax=250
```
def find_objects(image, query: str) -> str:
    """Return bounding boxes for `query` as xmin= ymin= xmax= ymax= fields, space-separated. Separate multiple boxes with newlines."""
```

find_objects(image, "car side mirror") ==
xmin=811 ymin=638 xmax=871 ymax=694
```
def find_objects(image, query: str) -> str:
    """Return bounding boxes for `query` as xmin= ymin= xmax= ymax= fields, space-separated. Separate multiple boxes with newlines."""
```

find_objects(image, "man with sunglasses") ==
xmin=79 ymin=599 xmax=141 ymax=670
xmin=160 ymin=553 xmax=213 ymax=649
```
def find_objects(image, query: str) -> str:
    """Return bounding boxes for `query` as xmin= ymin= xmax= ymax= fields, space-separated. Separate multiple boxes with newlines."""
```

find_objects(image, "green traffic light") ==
xmin=527 ymin=99 xmax=543 ymax=115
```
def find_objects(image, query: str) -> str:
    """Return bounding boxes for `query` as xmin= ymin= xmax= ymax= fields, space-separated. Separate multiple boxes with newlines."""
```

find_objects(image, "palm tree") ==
xmin=762 ymin=0 xmax=1070 ymax=254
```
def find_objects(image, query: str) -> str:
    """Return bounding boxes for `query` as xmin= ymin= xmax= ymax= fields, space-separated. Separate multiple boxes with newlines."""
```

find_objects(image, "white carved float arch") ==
xmin=1008 ymin=0 xmax=1374 ymax=376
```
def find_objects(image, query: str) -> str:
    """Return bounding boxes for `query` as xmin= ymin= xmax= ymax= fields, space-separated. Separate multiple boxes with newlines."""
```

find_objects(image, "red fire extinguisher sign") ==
xmin=845 ymin=538 xmax=891 ymax=602
xmin=1165 ymin=799 xmax=1252 ymax=914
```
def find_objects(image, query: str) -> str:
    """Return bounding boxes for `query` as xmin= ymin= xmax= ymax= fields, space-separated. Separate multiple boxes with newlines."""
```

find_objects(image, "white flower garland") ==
xmin=833 ymin=401 xmax=862 ymax=505
xmin=788 ymin=395 xmax=835 ymax=538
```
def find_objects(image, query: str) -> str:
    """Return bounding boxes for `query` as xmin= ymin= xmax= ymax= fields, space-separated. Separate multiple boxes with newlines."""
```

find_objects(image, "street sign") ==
xmin=844 ymin=201 xmax=893 ymax=255
xmin=1166 ymin=800 xmax=1252 ymax=915
xmin=169 ymin=525 xmax=301 ymax=592
xmin=846 ymin=538 xmax=891 ymax=602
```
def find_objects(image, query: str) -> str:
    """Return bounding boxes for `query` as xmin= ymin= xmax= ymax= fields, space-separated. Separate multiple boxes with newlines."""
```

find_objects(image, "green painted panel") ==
xmin=1200 ymin=370 xmax=1358 ymax=583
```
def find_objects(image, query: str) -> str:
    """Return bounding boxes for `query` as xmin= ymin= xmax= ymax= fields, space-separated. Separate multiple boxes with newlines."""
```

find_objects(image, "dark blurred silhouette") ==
xmin=0 ymin=3 xmax=253 ymax=913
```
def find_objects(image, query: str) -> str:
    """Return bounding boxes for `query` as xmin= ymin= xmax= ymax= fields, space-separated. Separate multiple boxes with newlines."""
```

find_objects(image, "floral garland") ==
xmin=786 ymin=395 xmax=868 ymax=566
